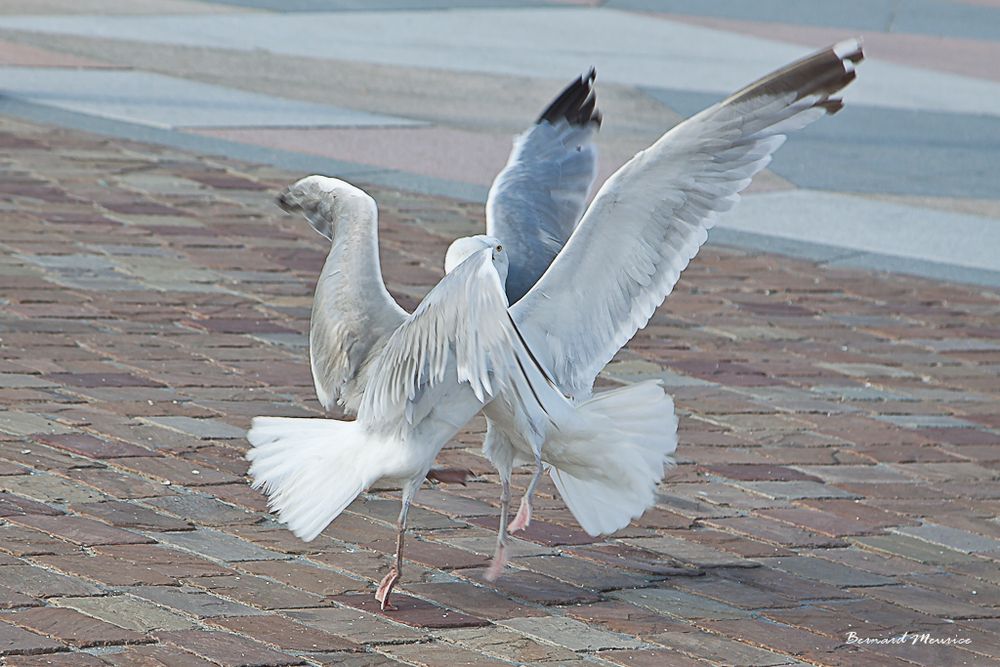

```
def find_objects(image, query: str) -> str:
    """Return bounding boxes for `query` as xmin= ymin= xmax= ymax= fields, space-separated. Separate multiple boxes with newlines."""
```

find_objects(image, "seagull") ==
xmin=245 ymin=190 xmax=526 ymax=609
xmin=470 ymin=39 xmax=865 ymax=577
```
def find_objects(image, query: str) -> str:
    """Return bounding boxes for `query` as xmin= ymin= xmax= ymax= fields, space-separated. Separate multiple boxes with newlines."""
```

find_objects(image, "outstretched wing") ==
xmin=511 ymin=40 xmax=864 ymax=398
xmin=487 ymin=70 xmax=602 ymax=303
xmin=360 ymin=247 xmax=517 ymax=428
xmin=277 ymin=175 xmax=408 ymax=411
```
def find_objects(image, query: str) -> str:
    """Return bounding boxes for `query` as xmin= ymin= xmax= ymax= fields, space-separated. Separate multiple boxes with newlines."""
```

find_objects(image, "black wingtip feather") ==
xmin=537 ymin=69 xmax=603 ymax=128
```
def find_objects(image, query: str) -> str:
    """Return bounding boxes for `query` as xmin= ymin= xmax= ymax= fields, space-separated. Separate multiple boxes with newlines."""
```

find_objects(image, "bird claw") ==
xmin=507 ymin=499 xmax=531 ymax=533
xmin=426 ymin=467 xmax=474 ymax=485
xmin=375 ymin=567 xmax=400 ymax=611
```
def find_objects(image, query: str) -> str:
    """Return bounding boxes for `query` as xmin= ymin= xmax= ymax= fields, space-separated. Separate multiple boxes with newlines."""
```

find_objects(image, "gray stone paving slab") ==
xmin=645 ymin=88 xmax=1000 ymax=199
xmin=154 ymin=528 xmax=287 ymax=562
xmin=827 ymin=252 xmax=1000 ymax=289
xmin=0 ymin=97 xmax=488 ymax=203
xmin=53 ymin=594 xmax=197 ymax=632
xmin=4 ymin=9 xmax=1000 ymax=117
xmin=125 ymin=584 xmax=265 ymax=617
xmin=731 ymin=481 xmax=861 ymax=501
xmin=0 ymin=67 xmax=421 ymax=129
xmin=613 ymin=587 xmax=750 ymax=620
xmin=724 ymin=191 xmax=1000 ymax=274
xmin=140 ymin=416 xmax=246 ymax=439
xmin=789 ymin=465 xmax=913 ymax=484
xmin=892 ymin=523 xmax=1000 ymax=555
xmin=757 ymin=556 xmax=894 ymax=587
xmin=498 ymin=616 xmax=644 ymax=651
xmin=607 ymin=0 xmax=1000 ymax=41
xmin=0 ymin=410 xmax=73 ymax=435
xmin=621 ymin=535 xmax=753 ymax=568
xmin=873 ymin=414 xmax=980 ymax=429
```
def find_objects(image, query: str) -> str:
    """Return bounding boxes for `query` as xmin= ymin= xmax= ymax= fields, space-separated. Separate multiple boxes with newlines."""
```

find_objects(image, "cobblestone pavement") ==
xmin=2 ymin=110 xmax=1000 ymax=667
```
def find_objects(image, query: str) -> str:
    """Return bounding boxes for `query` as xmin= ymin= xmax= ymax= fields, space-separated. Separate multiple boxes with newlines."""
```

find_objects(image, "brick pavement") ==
xmin=1 ymin=115 xmax=999 ymax=666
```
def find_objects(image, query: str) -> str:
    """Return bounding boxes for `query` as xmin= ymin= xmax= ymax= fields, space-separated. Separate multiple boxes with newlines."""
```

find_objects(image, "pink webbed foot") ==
xmin=484 ymin=543 xmax=507 ymax=582
xmin=507 ymin=498 xmax=532 ymax=533
xmin=375 ymin=567 xmax=400 ymax=611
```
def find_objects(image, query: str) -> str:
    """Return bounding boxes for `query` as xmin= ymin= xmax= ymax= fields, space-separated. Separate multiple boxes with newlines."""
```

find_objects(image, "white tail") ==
xmin=246 ymin=416 xmax=391 ymax=542
xmin=547 ymin=381 xmax=677 ymax=536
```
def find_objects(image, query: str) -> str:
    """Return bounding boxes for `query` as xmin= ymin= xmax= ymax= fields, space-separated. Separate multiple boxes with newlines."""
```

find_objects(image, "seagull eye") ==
xmin=496 ymin=244 xmax=503 ymax=252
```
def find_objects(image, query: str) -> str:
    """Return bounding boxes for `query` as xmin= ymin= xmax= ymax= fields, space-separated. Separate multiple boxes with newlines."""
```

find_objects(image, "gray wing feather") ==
xmin=487 ymin=71 xmax=602 ymax=303
xmin=511 ymin=40 xmax=864 ymax=399
xmin=277 ymin=176 xmax=408 ymax=412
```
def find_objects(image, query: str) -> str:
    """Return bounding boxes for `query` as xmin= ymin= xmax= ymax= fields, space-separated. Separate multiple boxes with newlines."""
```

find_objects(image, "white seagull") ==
xmin=246 ymin=187 xmax=525 ymax=609
xmin=464 ymin=39 xmax=866 ymax=577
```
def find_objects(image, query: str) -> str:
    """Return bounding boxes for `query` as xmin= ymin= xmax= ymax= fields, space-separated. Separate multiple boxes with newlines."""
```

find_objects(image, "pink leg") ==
xmin=508 ymin=451 xmax=542 ymax=534
xmin=375 ymin=491 xmax=412 ymax=611
xmin=485 ymin=473 xmax=511 ymax=582
xmin=508 ymin=496 xmax=532 ymax=533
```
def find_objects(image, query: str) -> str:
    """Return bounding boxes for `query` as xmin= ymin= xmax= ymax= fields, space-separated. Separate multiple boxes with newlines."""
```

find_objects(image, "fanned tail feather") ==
xmin=548 ymin=381 xmax=677 ymax=536
xmin=246 ymin=416 xmax=390 ymax=542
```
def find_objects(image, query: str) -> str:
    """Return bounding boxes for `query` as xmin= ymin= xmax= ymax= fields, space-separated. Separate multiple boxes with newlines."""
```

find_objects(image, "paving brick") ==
xmin=612 ymin=587 xmax=749 ymax=621
xmin=140 ymin=416 xmax=246 ymax=440
xmin=464 ymin=569 xmax=600 ymax=606
xmin=237 ymin=559 xmax=367 ymax=596
xmin=209 ymin=614 xmax=360 ymax=652
xmin=381 ymin=640 xmax=511 ymax=667
xmin=93 ymin=544 xmax=232 ymax=579
xmin=756 ymin=555 xmax=896 ymax=587
xmin=331 ymin=593 xmax=489 ymax=629
xmin=52 ymin=594 xmax=195 ymax=632
xmin=99 ymin=644 xmax=218 ymax=667
xmin=70 ymin=500 xmax=192 ymax=531
xmin=0 ymin=493 xmax=61 ymax=518
xmin=34 ymin=552 xmax=177 ymax=587
xmin=154 ymin=528 xmax=286 ymax=562
xmin=0 ymin=474 xmax=108 ymax=505
xmin=153 ymin=629 xmax=301 ymax=667
xmin=596 ymin=648 xmax=717 ymax=667
xmin=1 ymin=607 xmax=146 ymax=648
xmin=33 ymin=433 xmax=152 ymax=459
xmin=853 ymin=585 xmax=996 ymax=620
xmin=187 ymin=573 xmax=325 ymax=610
xmin=8 ymin=515 xmax=152 ymax=546
xmin=893 ymin=522 xmax=1000 ymax=554
xmin=284 ymin=607 xmax=428 ymax=645
xmin=0 ymin=564 xmax=101 ymax=599
xmin=125 ymin=586 xmax=263 ymax=619
xmin=402 ymin=581 xmax=545 ymax=621
xmin=498 ymin=615 xmax=643 ymax=651
xmin=653 ymin=628 xmax=795 ymax=666
xmin=142 ymin=493 xmax=260 ymax=526
xmin=5 ymin=652 xmax=107 ymax=666
xmin=436 ymin=626 xmax=580 ymax=663
xmin=0 ymin=619 xmax=65 ymax=656
xmin=621 ymin=534 xmax=759 ymax=568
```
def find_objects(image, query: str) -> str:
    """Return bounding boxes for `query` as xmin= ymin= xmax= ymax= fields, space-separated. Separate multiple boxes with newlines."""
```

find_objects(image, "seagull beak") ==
xmin=275 ymin=189 xmax=295 ymax=212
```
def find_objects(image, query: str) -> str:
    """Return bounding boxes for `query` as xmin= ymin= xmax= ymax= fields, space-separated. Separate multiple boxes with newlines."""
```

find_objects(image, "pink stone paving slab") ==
xmin=188 ymin=125 xmax=641 ymax=190
xmin=659 ymin=14 xmax=1000 ymax=83
xmin=0 ymin=39 xmax=113 ymax=68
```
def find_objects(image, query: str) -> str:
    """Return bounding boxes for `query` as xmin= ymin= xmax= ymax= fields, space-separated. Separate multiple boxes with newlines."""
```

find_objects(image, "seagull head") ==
xmin=276 ymin=175 xmax=376 ymax=241
xmin=445 ymin=235 xmax=508 ymax=285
